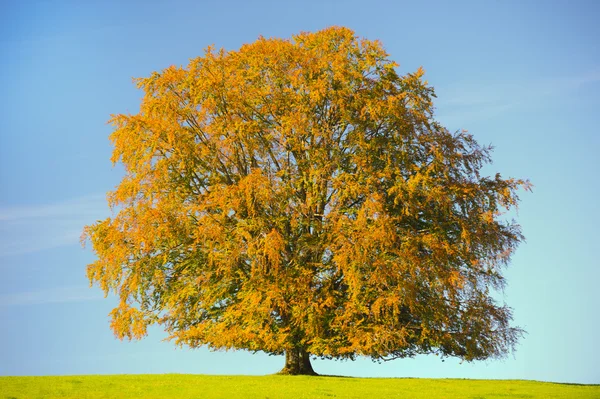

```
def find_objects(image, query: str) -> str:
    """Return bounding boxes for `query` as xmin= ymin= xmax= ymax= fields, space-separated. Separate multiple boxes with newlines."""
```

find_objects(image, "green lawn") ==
xmin=1 ymin=374 xmax=598 ymax=399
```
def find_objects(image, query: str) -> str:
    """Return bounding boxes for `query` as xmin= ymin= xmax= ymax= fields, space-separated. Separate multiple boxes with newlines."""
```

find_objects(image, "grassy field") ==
xmin=1 ymin=374 xmax=598 ymax=399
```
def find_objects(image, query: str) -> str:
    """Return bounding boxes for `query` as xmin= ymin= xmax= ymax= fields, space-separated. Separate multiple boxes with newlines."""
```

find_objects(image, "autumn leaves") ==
xmin=84 ymin=27 xmax=528 ymax=373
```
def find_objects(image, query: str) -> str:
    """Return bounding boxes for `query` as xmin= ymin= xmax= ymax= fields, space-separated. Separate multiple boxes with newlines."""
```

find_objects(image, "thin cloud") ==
xmin=0 ymin=285 xmax=104 ymax=307
xmin=0 ymin=194 xmax=110 ymax=257
xmin=434 ymin=69 xmax=600 ymax=126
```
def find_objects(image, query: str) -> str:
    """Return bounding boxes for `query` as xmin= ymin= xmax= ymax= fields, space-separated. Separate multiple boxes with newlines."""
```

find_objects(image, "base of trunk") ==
xmin=278 ymin=349 xmax=318 ymax=375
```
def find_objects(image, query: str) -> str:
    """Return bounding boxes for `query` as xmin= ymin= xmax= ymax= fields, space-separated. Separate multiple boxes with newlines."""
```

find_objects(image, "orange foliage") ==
xmin=83 ymin=27 xmax=530 ymax=364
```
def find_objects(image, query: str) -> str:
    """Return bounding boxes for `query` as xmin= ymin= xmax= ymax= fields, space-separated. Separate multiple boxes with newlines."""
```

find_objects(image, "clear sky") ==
xmin=1 ymin=0 xmax=598 ymax=384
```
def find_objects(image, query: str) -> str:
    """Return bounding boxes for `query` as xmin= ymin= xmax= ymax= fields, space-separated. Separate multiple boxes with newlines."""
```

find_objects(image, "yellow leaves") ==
xmin=239 ymin=168 xmax=272 ymax=217
xmin=448 ymin=270 xmax=464 ymax=289
xmin=413 ymin=66 xmax=426 ymax=80
xmin=371 ymin=294 xmax=401 ymax=321
xmin=109 ymin=303 xmax=148 ymax=341
xmin=83 ymin=26 xmax=529 ymax=364
xmin=481 ymin=210 xmax=496 ymax=224
xmin=263 ymin=228 xmax=284 ymax=271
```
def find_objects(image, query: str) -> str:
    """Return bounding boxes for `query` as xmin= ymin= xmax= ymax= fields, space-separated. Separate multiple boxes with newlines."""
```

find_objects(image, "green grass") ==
xmin=1 ymin=374 xmax=598 ymax=399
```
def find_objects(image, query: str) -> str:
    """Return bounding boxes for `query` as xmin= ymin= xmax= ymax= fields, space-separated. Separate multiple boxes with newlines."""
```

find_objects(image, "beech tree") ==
xmin=84 ymin=27 xmax=530 ymax=375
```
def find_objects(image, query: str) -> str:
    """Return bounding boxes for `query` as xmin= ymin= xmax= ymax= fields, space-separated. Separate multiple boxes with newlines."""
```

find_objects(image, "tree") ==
xmin=83 ymin=27 xmax=530 ymax=375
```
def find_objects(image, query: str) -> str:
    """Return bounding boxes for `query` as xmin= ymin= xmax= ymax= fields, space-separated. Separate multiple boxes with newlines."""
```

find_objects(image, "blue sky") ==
xmin=1 ymin=0 xmax=598 ymax=384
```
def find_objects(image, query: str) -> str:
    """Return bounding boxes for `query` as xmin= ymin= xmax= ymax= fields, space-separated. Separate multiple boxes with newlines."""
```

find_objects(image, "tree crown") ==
xmin=84 ymin=27 xmax=530 ymax=364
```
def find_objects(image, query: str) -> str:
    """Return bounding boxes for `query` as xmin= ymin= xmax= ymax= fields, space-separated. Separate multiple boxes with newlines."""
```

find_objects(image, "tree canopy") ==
xmin=84 ymin=26 xmax=530 ymax=375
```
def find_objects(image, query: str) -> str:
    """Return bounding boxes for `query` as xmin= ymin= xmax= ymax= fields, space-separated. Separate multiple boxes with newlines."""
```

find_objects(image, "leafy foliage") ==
xmin=84 ymin=27 xmax=530 ymax=367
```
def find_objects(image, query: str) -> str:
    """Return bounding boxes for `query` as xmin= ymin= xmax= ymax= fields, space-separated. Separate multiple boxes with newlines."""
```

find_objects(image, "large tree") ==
xmin=84 ymin=27 xmax=530 ymax=375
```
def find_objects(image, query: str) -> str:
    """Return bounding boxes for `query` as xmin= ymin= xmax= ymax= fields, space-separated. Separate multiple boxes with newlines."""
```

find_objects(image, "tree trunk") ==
xmin=278 ymin=348 xmax=317 ymax=375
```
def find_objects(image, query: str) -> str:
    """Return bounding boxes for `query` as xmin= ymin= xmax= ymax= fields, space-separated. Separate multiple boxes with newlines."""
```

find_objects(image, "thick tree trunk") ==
xmin=278 ymin=348 xmax=317 ymax=375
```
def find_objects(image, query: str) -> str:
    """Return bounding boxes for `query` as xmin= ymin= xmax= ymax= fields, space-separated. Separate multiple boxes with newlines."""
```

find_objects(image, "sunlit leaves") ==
xmin=83 ymin=26 xmax=530 ymax=363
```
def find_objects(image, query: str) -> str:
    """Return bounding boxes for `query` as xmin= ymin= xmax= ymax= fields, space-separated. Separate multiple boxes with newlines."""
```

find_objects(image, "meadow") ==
xmin=1 ymin=374 xmax=599 ymax=399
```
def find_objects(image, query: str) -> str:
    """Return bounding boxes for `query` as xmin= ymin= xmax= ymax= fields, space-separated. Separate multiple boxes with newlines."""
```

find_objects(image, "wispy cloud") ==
xmin=434 ymin=69 xmax=600 ymax=126
xmin=0 ymin=194 xmax=110 ymax=257
xmin=0 ymin=285 xmax=104 ymax=307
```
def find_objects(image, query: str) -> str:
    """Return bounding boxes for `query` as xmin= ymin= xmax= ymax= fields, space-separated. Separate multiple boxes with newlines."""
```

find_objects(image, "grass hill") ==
xmin=1 ymin=374 xmax=598 ymax=398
